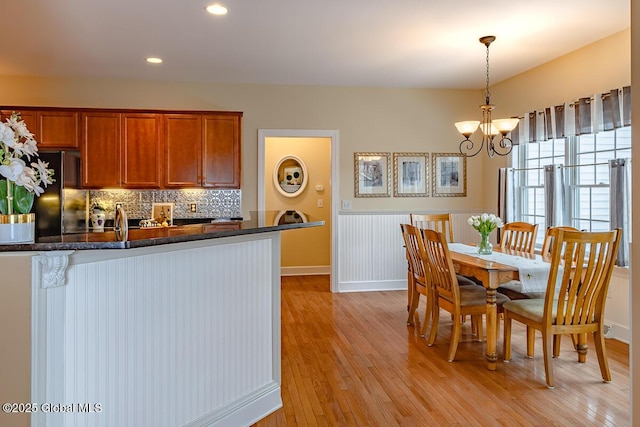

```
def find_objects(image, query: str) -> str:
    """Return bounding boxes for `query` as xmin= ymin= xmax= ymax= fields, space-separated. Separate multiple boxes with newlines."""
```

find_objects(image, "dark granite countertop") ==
xmin=0 ymin=211 xmax=324 ymax=251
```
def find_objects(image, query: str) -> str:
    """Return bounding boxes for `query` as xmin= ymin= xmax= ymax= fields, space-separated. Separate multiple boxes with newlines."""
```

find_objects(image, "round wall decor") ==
xmin=273 ymin=155 xmax=308 ymax=197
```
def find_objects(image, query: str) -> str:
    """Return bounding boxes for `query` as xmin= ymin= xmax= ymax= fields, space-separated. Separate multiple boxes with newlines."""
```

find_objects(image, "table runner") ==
xmin=448 ymin=243 xmax=559 ymax=294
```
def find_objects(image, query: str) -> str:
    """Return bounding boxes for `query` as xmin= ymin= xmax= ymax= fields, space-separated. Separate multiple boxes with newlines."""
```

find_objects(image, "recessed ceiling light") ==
xmin=206 ymin=4 xmax=228 ymax=15
xmin=146 ymin=57 xmax=163 ymax=64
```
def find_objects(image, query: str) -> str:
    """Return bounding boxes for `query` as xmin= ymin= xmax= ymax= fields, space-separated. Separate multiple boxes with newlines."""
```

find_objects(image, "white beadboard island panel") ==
xmin=31 ymin=233 xmax=282 ymax=427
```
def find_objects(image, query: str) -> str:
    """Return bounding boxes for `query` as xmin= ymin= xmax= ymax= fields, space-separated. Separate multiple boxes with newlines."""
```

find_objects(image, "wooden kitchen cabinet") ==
xmin=203 ymin=114 xmax=241 ymax=188
xmin=4 ymin=106 xmax=240 ymax=189
xmin=164 ymin=112 xmax=241 ymax=188
xmin=121 ymin=113 xmax=162 ymax=188
xmin=81 ymin=112 xmax=121 ymax=187
xmin=1 ymin=110 xmax=38 ymax=139
xmin=164 ymin=114 xmax=202 ymax=187
xmin=82 ymin=112 xmax=162 ymax=188
xmin=37 ymin=110 xmax=80 ymax=149
xmin=1 ymin=109 xmax=79 ymax=149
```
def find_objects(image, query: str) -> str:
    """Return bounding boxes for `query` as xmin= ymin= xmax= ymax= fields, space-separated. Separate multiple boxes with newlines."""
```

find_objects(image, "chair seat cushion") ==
xmin=456 ymin=274 xmax=478 ymax=286
xmin=497 ymin=280 xmax=546 ymax=300
xmin=502 ymin=298 xmax=558 ymax=323
xmin=441 ymin=285 xmax=510 ymax=307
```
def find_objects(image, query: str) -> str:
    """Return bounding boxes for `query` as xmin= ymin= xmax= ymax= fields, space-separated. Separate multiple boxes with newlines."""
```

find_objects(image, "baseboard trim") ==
xmin=338 ymin=280 xmax=407 ymax=293
xmin=605 ymin=321 xmax=630 ymax=344
xmin=185 ymin=382 xmax=282 ymax=427
xmin=281 ymin=265 xmax=330 ymax=276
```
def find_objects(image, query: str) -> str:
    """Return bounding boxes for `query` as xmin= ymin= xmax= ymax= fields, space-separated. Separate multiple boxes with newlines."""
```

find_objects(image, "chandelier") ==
xmin=455 ymin=36 xmax=519 ymax=158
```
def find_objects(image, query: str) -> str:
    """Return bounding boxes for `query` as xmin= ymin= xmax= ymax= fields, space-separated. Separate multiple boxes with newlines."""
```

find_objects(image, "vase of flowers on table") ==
xmin=0 ymin=112 xmax=55 ymax=244
xmin=467 ymin=213 xmax=503 ymax=255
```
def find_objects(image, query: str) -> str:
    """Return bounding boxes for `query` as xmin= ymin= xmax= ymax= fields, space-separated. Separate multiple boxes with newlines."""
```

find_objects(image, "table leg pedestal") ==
xmin=485 ymin=288 xmax=498 ymax=371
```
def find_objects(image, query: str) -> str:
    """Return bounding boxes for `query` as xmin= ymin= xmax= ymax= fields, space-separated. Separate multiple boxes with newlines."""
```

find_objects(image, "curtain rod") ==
xmin=508 ymin=160 xmax=630 ymax=172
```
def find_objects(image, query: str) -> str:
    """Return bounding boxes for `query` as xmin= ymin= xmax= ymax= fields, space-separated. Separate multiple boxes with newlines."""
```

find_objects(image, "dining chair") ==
xmin=499 ymin=225 xmax=582 ymax=300
xmin=410 ymin=213 xmax=455 ymax=242
xmin=419 ymin=228 xmax=510 ymax=362
xmin=401 ymin=223 xmax=434 ymax=337
xmin=500 ymin=221 xmax=539 ymax=255
xmin=502 ymin=228 xmax=621 ymax=388
xmin=541 ymin=225 xmax=581 ymax=257
xmin=410 ymin=213 xmax=479 ymax=287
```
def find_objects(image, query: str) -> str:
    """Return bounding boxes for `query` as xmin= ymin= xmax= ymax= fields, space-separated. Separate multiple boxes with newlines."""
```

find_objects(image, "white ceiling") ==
xmin=3 ymin=0 xmax=630 ymax=89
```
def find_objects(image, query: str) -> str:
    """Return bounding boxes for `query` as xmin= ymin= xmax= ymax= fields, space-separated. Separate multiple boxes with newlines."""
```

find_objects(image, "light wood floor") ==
xmin=254 ymin=275 xmax=630 ymax=427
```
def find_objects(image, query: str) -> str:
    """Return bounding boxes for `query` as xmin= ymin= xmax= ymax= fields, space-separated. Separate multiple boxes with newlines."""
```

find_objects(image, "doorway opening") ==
xmin=258 ymin=129 xmax=339 ymax=292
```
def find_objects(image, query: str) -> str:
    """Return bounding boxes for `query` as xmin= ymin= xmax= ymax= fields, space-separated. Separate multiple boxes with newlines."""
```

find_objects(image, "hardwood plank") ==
xmin=255 ymin=275 xmax=630 ymax=426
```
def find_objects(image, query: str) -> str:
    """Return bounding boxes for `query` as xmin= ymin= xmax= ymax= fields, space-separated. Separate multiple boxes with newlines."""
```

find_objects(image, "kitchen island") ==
xmin=0 ymin=213 xmax=323 ymax=427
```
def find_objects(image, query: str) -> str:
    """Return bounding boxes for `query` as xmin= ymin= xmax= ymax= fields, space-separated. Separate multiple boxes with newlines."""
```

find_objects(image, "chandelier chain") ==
xmin=485 ymin=43 xmax=491 ymax=105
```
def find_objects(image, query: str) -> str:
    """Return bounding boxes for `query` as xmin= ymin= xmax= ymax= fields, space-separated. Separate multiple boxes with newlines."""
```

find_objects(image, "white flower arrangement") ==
xmin=467 ymin=213 xmax=504 ymax=235
xmin=0 ymin=112 xmax=55 ymax=215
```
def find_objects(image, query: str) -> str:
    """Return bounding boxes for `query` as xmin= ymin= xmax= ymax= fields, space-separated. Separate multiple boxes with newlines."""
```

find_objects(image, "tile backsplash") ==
xmin=89 ymin=189 xmax=241 ymax=220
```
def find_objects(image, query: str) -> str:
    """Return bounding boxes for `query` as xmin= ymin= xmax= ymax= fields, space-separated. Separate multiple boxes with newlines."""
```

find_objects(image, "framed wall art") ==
xmin=151 ymin=202 xmax=174 ymax=225
xmin=354 ymin=152 xmax=391 ymax=197
xmin=393 ymin=152 xmax=428 ymax=197
xmin=432 ymin=153 xmax=467 ymax=197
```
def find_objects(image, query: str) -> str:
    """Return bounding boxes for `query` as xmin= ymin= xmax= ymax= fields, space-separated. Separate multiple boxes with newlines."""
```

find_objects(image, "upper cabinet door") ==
xmin=164 ymin=114 xmax=202 ymax=187
xmin=1 ymin=110 xmax=38 ymax=140
xmin=81 ymin=112 xmax=121 ymax=188
xmin=37 ymin=110 xmax=80 ymax=149
xmin=1 ymin=109 xmax=80 ymax=149
xmin=121 ymin=113 xmax=162 ymax=188
xmin=202 ymin=114 xmax=241 ymax=188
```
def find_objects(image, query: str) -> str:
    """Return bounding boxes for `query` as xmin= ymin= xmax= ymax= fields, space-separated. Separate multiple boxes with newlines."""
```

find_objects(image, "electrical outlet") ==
xmin=341 ymin=200 xmax=352 ymax=210
xmin=115 ymin=203 xmax=123 ymax=211
xmin=189 ymin=203 xmax=197 ymax=213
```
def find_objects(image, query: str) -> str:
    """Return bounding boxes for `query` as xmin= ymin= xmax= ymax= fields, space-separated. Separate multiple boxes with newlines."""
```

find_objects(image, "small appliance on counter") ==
xmin=33 ymin=151 xmax=87 ymax=237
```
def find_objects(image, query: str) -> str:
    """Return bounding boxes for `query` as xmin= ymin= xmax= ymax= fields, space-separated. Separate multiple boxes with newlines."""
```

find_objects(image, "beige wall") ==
xmin=0 ymin=76 xmax=485 ymax=215
xmin=0 ymin=255 xmax=32 ymax=427
xmin=265 ymin=137 xmax=331 ymax=267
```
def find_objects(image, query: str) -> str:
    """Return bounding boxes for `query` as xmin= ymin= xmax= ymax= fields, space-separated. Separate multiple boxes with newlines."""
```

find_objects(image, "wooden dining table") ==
xmin=448 ymin=245 xmax=542 ymax=371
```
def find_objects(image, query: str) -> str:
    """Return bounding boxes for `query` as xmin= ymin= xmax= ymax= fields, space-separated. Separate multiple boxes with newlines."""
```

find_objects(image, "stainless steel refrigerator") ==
xmin=33 ymin=151 xmax=87 ymax=237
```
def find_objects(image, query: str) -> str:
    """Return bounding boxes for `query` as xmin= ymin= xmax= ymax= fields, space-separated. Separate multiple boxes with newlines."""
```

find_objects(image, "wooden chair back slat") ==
xmin=410 ymin=213 xmax=455 ymax=243
xmin=500 ymin=221 xmax=539 ymax=254
xmin=541 ymin=226 xmax=581 ymax=257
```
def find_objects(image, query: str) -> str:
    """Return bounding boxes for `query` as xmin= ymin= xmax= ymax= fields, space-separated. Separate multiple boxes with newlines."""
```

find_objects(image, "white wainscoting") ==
xmin=31 ymin=234 xmax=282 ymax=427
xmin=337 ymin=211 xmax=480 ymax=293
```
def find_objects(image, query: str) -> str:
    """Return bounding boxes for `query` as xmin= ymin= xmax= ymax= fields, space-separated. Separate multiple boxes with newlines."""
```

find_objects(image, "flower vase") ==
xmin=90 ymin=211 xmax=106 ymax=232
xmin=477 ymin=231 xmax=493 ymax=255
xmin=0 ymin=213 xmax=36 ymax=244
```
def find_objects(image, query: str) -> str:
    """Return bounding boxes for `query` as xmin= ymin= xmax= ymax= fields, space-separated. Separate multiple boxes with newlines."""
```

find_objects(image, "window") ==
xmin=512 ymin=126 xmax=631 ymax=247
